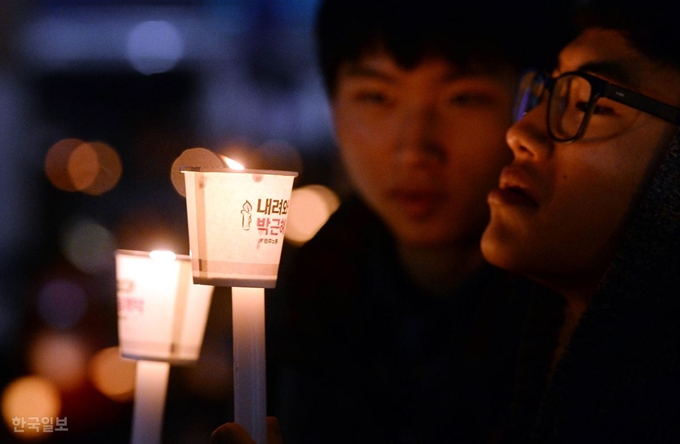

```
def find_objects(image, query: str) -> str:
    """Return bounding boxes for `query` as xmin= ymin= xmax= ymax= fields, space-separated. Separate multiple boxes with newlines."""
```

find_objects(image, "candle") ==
xmin=115 ymin=249 xmax=214 ymax=444
xmin=232 ymin=286 xmax=267 ymax=444
xmin=181 ymin=167 xmax=296 ymax=444
xmin=131 ymin=360 xmax=170 ymax=444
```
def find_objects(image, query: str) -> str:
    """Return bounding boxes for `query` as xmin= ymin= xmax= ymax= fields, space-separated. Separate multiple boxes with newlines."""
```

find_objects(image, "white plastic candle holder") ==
xmin=181 ymin=167 xmax=297 ymax=288
xmin=115 ymin=249 xmax=214 ymax=364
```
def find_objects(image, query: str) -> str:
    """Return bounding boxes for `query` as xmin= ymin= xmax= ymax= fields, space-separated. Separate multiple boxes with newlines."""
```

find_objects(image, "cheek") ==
xmin=442 ymin=115 xmax=513 ymax=181
xmin=545 ymin=149 xmax=654 ymax=261
xmin=333 ymin=110 xmax=391 ymax=187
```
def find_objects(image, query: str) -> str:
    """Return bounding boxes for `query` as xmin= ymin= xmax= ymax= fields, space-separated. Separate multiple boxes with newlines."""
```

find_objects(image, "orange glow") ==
xmin=81 ymin=142 xmax=123 ymax=195
xmin=170 ymin=147 xmax=224 ymax=196
xmin=44 ymin=139 xmax=122 ymax=195
xmin=88 ymin=347 xmax=136 ymax=403
xmin=44 ymin=138 xmax=82 ymax=192
xmin=1 ymin=376 xmax=61 ymax=440
xmin=67 ymin=142 xmax=99 ymax=192
xmin=285 ymin=185 xmax=340 ymax=246
xmin=28 ymin=332 xmax=88 ymax=391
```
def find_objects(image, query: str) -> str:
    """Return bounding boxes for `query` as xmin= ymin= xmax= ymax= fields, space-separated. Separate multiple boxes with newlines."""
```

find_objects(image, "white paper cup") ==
xmin=115 ymin=249 xmax=214 ymax=364
xmin=181 ymin=168 xmax=297 ymax=288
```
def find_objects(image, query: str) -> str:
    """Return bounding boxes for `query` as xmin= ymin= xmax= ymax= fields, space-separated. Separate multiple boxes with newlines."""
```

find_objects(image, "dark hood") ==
xmin=529 ymin=129 xmax=680 ymax=443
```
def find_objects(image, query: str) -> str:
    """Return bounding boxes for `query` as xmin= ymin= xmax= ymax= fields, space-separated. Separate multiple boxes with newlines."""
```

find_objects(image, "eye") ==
xmin=591 ymin=104 xmax=615 ymax=116
xmin=353 ymin=90 xmax=392 ymax=105
xmin=575 ymin=101 xmax=615 ymax=116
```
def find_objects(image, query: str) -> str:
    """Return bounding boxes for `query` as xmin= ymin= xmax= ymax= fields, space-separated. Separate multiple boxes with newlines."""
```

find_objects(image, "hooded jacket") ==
xmin=509 ymin=130 xmax=680 ymax=443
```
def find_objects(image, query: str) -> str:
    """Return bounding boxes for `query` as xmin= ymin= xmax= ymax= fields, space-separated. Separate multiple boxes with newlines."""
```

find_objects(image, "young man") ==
xmin=260 ymin=0 xmax=570 ymax=443
xmin=480 ymin=0 xmax=680 ymax=441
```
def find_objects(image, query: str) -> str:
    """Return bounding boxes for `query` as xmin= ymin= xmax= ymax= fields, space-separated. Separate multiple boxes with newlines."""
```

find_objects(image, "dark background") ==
xmin=0 ymin=1 xmax=341 ymax=442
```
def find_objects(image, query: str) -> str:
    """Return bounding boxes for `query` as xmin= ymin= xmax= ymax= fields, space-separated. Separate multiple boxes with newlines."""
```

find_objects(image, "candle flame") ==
xmin=149 ymin=250 xmax=176 ymax=261
xmin=220 ymin=155 xmax=245 ymax=170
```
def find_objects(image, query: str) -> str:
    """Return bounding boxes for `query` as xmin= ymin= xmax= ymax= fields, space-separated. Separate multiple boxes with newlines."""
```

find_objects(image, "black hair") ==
xmin=314 ymin=0 xmax=575 ymax=95
xmin=575 ymin=0 xmax=680 ymax=72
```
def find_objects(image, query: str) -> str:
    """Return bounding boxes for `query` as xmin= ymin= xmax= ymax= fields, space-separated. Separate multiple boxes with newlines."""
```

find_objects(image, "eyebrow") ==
xmin=340 ymin=61 xmax=472 ymax=83
xmin=575 ymin=61 xmax=639 ymax=89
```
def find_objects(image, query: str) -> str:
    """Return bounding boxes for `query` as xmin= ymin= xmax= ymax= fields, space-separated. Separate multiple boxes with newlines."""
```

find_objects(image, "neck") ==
xmin=559 ymin=289 xmax=595 ymax=323
xmin=397 ymin=242 xmax=485 ymax=296
xmin=533 ymin=272 xmax=601 ymax=324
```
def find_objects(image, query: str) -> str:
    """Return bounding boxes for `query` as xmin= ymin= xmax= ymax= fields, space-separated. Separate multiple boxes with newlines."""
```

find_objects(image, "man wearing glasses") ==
xmin=212 ymin=0 xmax=680 ymax=442
xmin=481 ymin=0 xmax=680 ymax=441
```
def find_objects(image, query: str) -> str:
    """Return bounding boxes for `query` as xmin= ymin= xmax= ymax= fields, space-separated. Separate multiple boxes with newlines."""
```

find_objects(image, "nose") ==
xmin=395 ymin=105 xmax=446 ymax=165
xmin=506 ymin=103 xmax=553 ymax=161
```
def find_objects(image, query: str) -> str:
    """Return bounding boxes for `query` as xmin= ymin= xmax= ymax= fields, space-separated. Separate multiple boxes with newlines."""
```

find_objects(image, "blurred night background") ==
xmin=0 ymin=0 xmax=345 ymax=442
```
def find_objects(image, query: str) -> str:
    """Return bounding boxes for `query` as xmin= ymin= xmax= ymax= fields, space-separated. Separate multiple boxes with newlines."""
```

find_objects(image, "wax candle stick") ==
xmin=232 ymin=286 xmax=267 ymax=444
xmin=131 ymin=360 xmax=170 ymax=444
xmin=115 ymin=249 xmax=214 ymax=444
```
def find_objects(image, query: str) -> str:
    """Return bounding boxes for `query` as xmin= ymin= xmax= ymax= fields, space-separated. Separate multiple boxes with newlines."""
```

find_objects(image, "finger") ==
xmin=267 ymin=417 xmax=284 ymax=444
xmin=210 ymin=423 xmax=257 ymax=444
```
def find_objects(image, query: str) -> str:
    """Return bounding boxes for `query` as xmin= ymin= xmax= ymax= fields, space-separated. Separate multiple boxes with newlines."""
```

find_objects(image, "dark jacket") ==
xmin=268 ymin=196 xmax=535 ymax=444
xmin=507 ymin=130 xmax=680 ymax=443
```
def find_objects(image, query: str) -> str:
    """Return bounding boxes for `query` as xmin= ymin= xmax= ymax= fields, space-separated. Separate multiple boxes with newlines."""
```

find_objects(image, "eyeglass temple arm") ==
xmin=604 ymin=84 xmax=680 ymax=125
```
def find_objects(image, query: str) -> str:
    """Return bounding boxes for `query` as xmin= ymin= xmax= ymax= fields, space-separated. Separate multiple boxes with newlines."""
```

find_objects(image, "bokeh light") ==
xmin=37 ymin=279 xmax=88 ymax=330
xmin=126 ymin=20 xmax=184 ymax=75
xmin=77 ymin=142 xmax=122 ymax=196
xmin=285 ymin=184 xmax=340 ymax=246
xmin=2 ymin=376 xmax=61 ymax=440
xmin=88 ymin=347 xmax=136 ymax=403
xmin=170 ymin=147 xmax=225 ymax=197
xmin=66 ymin=142 xmax=98 ymax=193
xmin=45 ymin=138 xmax=122 ymax=195
xmin=28 ymin=332 xmax=88 ymax=392
xmin=44 ymin=138 xmax=83 ymax=192
xmin=60 ymin=218 xmax=116 ymax=275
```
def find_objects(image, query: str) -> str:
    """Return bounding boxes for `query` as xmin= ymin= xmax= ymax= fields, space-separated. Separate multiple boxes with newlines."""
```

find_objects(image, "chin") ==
xmin=390 ymin=224 xmax=453 ymax=248
xmin=480 ymin=224 xmax=524 ymax=272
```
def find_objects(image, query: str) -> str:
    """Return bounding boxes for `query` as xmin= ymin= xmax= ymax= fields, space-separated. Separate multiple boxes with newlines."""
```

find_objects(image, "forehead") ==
xmin=558 ymin=28 xmax=680 ymax=92
xmin=557 ymin=28 xmax=645 ymax=83
xmin=558 ymin=28 xmax=680 ymax=105
xmin=338 ymin=51 xmax=515 ymax=84
xmin=339 ymin=53 xmax=455 ymax=79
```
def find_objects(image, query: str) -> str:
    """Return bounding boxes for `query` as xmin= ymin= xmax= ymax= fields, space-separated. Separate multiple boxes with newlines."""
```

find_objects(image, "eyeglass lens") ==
xmin=515 ymin=71 xmax=648 ymax=143
xmin=549 ymin=74 xmax=592 ymax=140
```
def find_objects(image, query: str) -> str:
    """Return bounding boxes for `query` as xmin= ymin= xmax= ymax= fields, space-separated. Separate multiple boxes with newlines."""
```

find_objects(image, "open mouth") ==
xmin=488 ymin=184 xmax=538 ymax=208
xmin=490 ymin=165 xmax=541 ymax=207
xmin=503 ymin=185 xmax=537 ymax=205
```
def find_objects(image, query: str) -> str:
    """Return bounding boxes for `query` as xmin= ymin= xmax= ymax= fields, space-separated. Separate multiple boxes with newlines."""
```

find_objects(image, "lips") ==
xmin=488 ymin=165 xmax=540 ymax=207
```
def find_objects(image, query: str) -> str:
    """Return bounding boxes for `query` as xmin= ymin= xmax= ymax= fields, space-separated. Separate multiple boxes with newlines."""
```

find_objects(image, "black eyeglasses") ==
xmin=513 ymin=69 xmax=680 ymax=143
